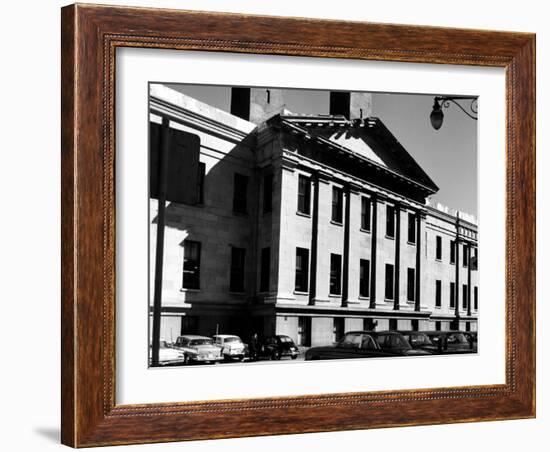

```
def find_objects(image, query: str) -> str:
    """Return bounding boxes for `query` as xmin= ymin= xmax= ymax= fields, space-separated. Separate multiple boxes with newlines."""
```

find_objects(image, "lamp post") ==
xmin=430 ymin=96 xmax=478 ymax=130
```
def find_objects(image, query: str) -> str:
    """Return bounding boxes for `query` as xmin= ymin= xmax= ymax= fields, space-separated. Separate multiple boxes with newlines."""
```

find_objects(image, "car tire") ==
xmin=183 ymin=355 xmax=189 ymax=365
xmin=291 ymin=355 xmax=298 ymax=360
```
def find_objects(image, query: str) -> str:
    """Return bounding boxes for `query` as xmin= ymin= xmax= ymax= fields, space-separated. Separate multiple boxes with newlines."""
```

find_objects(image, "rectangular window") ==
xmin=229 ymin=247 xmax=246 ymax=292
xmin=197 ymin=162 xmax=205 ymax=204
xmin=297 ymin=175 xmax=311 ymax=215
xmin=407 ymin=268 xmax=415 ymax=302
xmin=386 ymin=205 xmax=395 ymax=238
xmin=330 ymin=254 xmax=342 ymax=295
xmin=295 ymin=248 xmax=309 ymax=292
xmin=331 ymin=187 xmax=343 ymax=223
xmin=450 ymin=240 xmax=456 ymax=264
xmin=263 ymin=174 xmax=273 ymax=213
xmin=435 ymin=280 xmax=442 ymax=307
xmin=233 ymin=173 xmax=248 ymax=214
xmin=463 ymin=244 xmax=469 ymax=267
xmin=474 ymin=286 xmax=479 ymax=310
xmin=182 ymin=240 xmax=201 ymax=289
xmin=385 ymin=264 xmax=394 ymax=300
xmin=361 ymin=197 xmax=371 ymax=231
xmin=450 ymin=282 xmax=456 ymax=308
xmin=333 ymin=318 xmax=345 ymax=342
xmin=472 ymin=247 xmax=478 ymax=270
xmin=359 ymin=259 xmax=370 ymax=298
xmin=462 ymin=284 xmax=468 ymax=309
xmin=407 ymin=212 xmax=416 ymax=244
xmin=436 ymin=236 xmax=442 ymax=260
xmin=260 ymin=247 xmax=270 ymax=292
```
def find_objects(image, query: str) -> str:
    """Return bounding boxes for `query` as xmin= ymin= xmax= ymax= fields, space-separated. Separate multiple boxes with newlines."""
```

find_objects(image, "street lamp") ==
xmin=430 ymin=96 xmax=478 ymax=130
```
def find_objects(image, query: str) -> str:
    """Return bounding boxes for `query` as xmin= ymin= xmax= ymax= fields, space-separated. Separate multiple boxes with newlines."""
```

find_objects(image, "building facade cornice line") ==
xmin=150 ymin=96 xmax=255 ymax=144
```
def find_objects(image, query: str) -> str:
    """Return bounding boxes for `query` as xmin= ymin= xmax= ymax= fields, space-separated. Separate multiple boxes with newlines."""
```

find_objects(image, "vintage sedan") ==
xmin=423 ymin=331 xmax=477 ymax=354
xmin=172 ymin=335 xmax=223 ymax=364
xmin=149 ymin=340 xmax=186 ymax=366
xmin=261 ymin=335 xmax=300 ymax=360
xmin=305 ymin=331 xmax=390 ymax=361
xmin=212 ymin=334 xmax=246 ymax=361
xmin=372 ymin=331 xmax=432 ymax=356
xmin=399 ymin=331 xmax=439 ymax=353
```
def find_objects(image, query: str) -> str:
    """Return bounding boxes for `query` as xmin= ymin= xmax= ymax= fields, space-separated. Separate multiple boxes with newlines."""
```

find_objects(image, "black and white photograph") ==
xmin=148 ymin=83 xmax=479 ymax=367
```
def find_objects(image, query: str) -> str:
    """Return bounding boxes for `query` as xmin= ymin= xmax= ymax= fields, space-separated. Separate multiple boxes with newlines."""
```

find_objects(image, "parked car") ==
xmin=261 ymin=335 xmax=300 ymax=360
xmin=399 ymin=331 xmax=439 ymax=353
xmin=305 ymin=331 xmax=390 ymax=361
xmin=212 ymin=334 xmax=246 ymax=361
xmin=149 ymin=340 xmax=186 ymax=366
xmin=373 ymin=331 xmax=432 ymax=356
xmin=423 ymin=331 xmax=477 ymax=354
xmin=172 ymin=335 xmax=223 ymax=364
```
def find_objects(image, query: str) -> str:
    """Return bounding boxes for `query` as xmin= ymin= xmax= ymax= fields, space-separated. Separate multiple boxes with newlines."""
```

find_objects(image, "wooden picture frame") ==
xmin=61 ymin=3 xmax=535 ymax=447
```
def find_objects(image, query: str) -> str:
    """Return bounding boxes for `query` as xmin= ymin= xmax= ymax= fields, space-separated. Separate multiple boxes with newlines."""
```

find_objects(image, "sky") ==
xmin=165 ymin=84 xmax=478 ymax=216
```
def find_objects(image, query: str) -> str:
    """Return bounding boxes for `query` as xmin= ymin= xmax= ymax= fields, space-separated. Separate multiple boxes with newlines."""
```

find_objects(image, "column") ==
xmin=311 ymin=171 xmax=331 ymax=304
xmin=467 ymin=243 xmax=472 ymax=316
xmin=274 ymin=159 xmax=297 ymax=302
xmin=369 ymin=193 xmax=378 ymax=309
xmin=342 ymin=184 xmax=360 ymax=306
xmin=414 ymin=211 xmax=423 ymax=311
xmin=393 ymin=203 xmax=401 ymax=311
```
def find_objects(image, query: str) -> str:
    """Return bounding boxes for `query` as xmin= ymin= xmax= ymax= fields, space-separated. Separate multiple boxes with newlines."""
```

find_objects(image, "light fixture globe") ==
xmin=430 ymin=100 xmax=444 ymax=130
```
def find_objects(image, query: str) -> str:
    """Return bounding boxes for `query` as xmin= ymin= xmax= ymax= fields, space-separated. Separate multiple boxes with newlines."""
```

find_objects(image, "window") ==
xmin=182 ymin=240 xmax=201 ymax=289
xmin=330 ymin=254 xmax=342 ymax=295
xmin=385 ymin=264 xmax=394 ymax=300
xmin=333 ymin=318 xmax=345 ymax=342
xmin=435 ymin=280 xmax=442 ymax=307
xmin=331 ymin=187 xmax=343 ymax=223
xmin=260 ymin=247 xmax=270 ymax=292
xmin=472 ymin=247 xmax=478 ymax=270
xmin=462 ymin=284 xmax=468 ymax=309
xmin=197 ymin=162 xmax=205 ymax=204
xmin=450 ymin=240 xmax=456 ymax=264
xmin=436 ymin=236 xmax=442 ymax=260
xmin=450 ymin=282 xmax=456 ymax=308
xmin=229 ymin=247 xmax=246 ymax=292
xmin=407 ymin=268 xmax=415 ymax=302
xmin=361 ymin=197 xmax=371 ymax=231
xmin=359 ymin=259 xmax=371 ymax=298
xmin=263 ymin=174 xmax=273 ymax=213
xmin=474 ymin=286 xmax=479 ymax=310
xmin=297 ymin=316 xmax=311 ymax=346
xmin=297 ymin=175 xmax=311 ymax=215
xmin=232 ymin=173 xmax=248 ymax=214
xmin=295 ymin=248 xmax=309 ymax=292
xmin=435 ymin=321 xmax=441 ymax=331
xmin=386 ymin=205 xmax=395 ymax=238
xmin=463 ymin=244 xmax=469 ymax=267
xmin=407 ymin=213 xmax=416 ymax=244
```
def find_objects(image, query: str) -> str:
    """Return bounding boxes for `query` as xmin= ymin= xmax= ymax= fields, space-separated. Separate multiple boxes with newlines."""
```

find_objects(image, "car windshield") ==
xmin=448 ymin=333 xmax=468 ymax=344
xmin=409 ymin=334 xmax=433 ymax=346
xmin=189 ymin=339 xmax=213 ymax=346
xmin=223 ymin=337 xmax=242 ymax=343
xmin=378 ymin=334 xmax=411 ymax=350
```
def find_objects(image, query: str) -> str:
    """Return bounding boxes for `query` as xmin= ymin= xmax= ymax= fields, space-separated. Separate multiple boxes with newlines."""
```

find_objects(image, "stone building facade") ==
xmin=149 ymin=84 xmax=478 ymax=346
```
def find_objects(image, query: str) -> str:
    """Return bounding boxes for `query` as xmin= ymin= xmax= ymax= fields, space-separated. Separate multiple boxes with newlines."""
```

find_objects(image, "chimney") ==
xmin=329 ymin=91 xmax=372 ymax=119
xmin=230 ymin=87 xmax=251 ymax=121
xmin=231 ymin=87 xmax=285 ymax=124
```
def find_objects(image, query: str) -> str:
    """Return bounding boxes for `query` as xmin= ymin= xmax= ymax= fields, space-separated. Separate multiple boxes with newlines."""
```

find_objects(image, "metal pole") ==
xmin=151 ymin=117 xmax=171 ymax=366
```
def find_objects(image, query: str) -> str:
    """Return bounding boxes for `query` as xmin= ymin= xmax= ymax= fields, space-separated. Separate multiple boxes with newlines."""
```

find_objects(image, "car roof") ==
xmin=177 ymin=335 xmax=211 ymax=340
xmin=213 ymin=334 xmax=240 ymax=339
